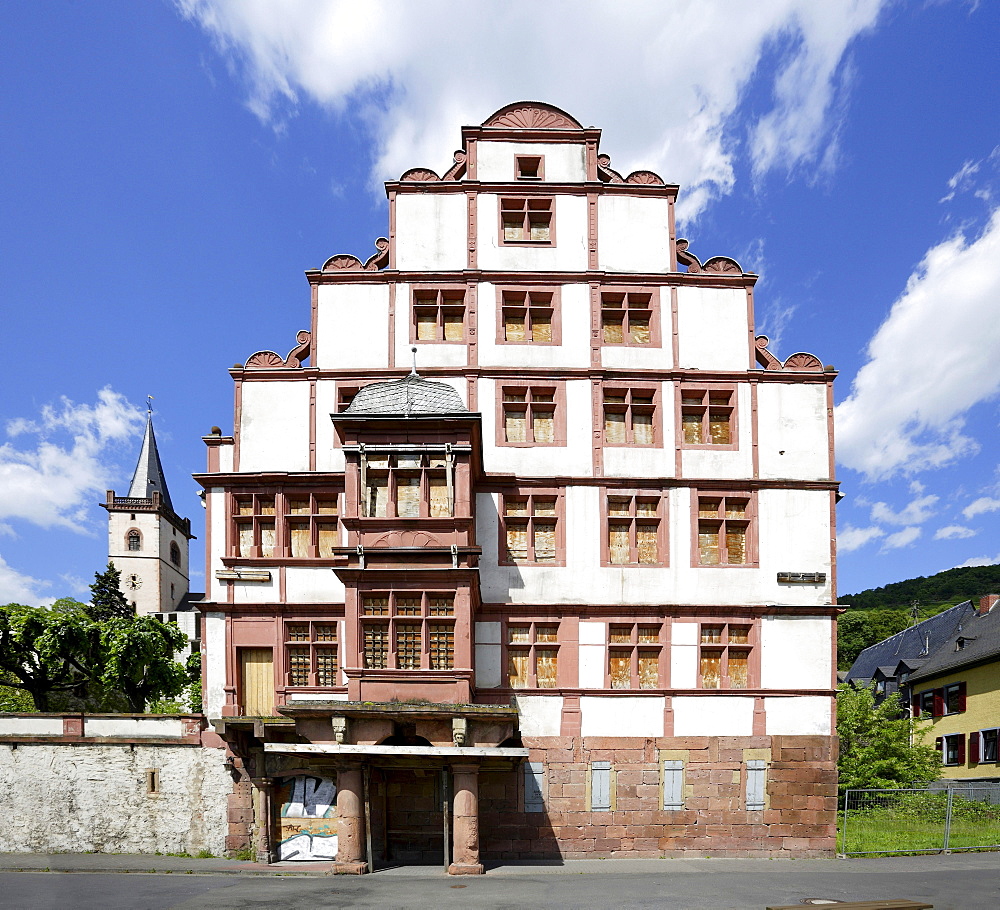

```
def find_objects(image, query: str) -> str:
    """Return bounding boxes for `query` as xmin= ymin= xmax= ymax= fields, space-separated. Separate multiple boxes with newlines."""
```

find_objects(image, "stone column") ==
xmin=333 ymin=764 xmax=368 ymax=874
xmin=449 ymin=763 xmax=484 ymax=875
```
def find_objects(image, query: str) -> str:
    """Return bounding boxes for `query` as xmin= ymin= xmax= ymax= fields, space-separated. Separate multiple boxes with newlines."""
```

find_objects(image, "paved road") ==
xmin=1 ymin=853 xmax=997 ymax=909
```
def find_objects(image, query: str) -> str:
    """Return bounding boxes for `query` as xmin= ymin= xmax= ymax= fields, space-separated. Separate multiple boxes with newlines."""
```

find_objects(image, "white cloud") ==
xmin=935 ymin=525 xmax=976 ymax=540
xmin=0 ymin=389 xmax=145 ymax=534
xmin=963 ymin=496 xmax=1000 ymax=520
xmin=870 ymin=494 xmax=938 ymax=526
xmin=958 ymin=553 xmax=1000 ymax=568
xmin=837 ymin=524 xmax=884 ymax=552
xmin=939 ymin=158 xmax=982 ymax=203
xmin=176 ymin=0 xmax=886 ymax=222
xmin=0 ymin=554 xmax=51 ymax=605
xmin=881 ymin=526 xmax=921 ymax=550
xmin=835 ymin=207 xmax=1000 ymax=480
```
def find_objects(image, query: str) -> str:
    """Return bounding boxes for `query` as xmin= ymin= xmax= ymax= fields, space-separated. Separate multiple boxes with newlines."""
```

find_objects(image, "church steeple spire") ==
xmin=128 ymin=411 xmax=173 ymax=512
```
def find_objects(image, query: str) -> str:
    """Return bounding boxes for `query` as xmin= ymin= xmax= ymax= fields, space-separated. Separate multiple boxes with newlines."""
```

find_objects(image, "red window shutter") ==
xmin=969 ymin=732 xmax=981 ymax=763
xmin=957 ymin=681 xmax=967 ymax=712
xmin=912 ymin=700 xmax=920 ymax=718
xmin=935 ymin=736 xmax=943 ymax=755
xmin=932 ymin=688 xmax=944 ymax=717
xmin=957 ymin=735 xmax=966 ymax=765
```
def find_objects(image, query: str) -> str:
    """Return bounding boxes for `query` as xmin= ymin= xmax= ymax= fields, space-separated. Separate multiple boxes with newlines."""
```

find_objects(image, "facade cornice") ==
xmin=385 ymin=179 xmax=678 ymax=198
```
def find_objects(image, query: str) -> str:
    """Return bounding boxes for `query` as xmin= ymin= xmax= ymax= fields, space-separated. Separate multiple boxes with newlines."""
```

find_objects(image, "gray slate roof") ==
xmin=128 ymin=415 xmax=173 ymax=511
xmin=344 ymin=374 xmax=469 ymax=416
xmin=909 ymin=600 xmax=1000 ymax=683
xmin=844 ymin=600 xmax=978 ymax=683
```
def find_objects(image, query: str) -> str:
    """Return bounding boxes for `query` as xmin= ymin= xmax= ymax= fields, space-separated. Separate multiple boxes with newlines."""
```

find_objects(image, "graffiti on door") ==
xmin=277 ymin=774 xmax=337 ymax=861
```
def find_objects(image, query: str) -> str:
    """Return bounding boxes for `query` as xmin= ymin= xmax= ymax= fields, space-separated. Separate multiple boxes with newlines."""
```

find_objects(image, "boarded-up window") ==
xmin=663 ymin=760 xmax=684 ymax=810
xmin=606 ymin=623 xmax=661 ymax=689
xmin=508 ymin=622 xmax=558 ymax=688
xmin=501 ymin=289 xmax=555 ymax=343
xmin=239 ymin=648 xmax=273 ymax=715
xmin=503 ymin=493 xmax=560 ymax=563
xmin=591 ymin=761 xmax=611 ymax=812
xmin=502 ymin=386 xmax=558 ymax=445
xmin=413 ymin=288 xmax=466 ymax=341
xmin=746 ymin=760 xmax=766 ymax=810
xmin=699 ymin=622 xmax=753 ymax=689
xmin=524 ymin=761 xmax=546 ymax=812
xmin=603 ymin=388 xmax=656 ymax=446
xmin=697 ymin=494 xmax=751 ymax=566
xmin=681 ymin=388 xmax=734 ymax=445
xmin=501 ymin=197 xmax=553 ymax=243
xmin=606 ymin=495 xmax=663 ymax=565
xmin=601 ymin=290 xmax=654 ymax=346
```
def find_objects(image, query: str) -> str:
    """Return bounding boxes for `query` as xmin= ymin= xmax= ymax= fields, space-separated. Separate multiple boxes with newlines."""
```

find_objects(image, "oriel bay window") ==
xmin=413 ymin=287 xmax=466 ymax=342
xmin=508 ymin=622 xmax=559 ymax=688
xmin=608 ymin=624 xmax=661 ymax=689
xmin=501 ymin=385 xmax=558 ymax=445
xmin=361 ymin=593 xmax=456 ymax=670
xmin=286 ymin=621 xmax=339 ymax=687
xmin=696 ymin=493 xmax=753 ymax=566
xmin=606 ymin=493 xmax=664 ymax=566
xmin=603 ymin=387 xmax=656 ymax=446
xmin=681 ymin=386 xmax=735 ymax=446
xmin=601 ymin=289 xmax=656 ymax=345
xmin=361 ymin=448 xmax=455 ymax=518
xmin=499 ymin=288 xmax=557 ymax=343
xmin=501 ymin=492 xmax=560 ymax=564
xmin=699 ymin=623 xmax=752 ymax=689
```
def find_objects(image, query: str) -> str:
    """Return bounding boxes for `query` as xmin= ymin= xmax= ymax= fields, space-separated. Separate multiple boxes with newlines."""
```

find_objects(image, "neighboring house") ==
xmin=195 ymin=101 xmax=840 ymax=870
xmin=906 ymin=595 xmax=1000 ymax=784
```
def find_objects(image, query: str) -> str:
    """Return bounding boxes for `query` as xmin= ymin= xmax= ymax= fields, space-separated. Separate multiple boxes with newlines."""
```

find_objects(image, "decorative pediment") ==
xmin=597 ymin=154 xmax=624 ymax=184
xmin=676 ymin=241 xmax=742 ymax=275
xmin=754 ymin=336 xmax=824 ymax=372
xmin=322 ymin=237 xmax=389 ymax=273
xmin=371 ymin=530 xmax=440 ymax=548
xmin=482 ymin=102 xmax=582 ymax=130
xmin=244 ymin=330 xmax=312 ymax=370
xmin=400 ymin=167 xmax=441 ymax=182
xmin=625 ymin=170 xmax=665 ymax=186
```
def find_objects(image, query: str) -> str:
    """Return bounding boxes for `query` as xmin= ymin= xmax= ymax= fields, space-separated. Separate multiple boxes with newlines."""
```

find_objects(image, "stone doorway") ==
xmin=370 ymin=766 xmax=449 ymax=867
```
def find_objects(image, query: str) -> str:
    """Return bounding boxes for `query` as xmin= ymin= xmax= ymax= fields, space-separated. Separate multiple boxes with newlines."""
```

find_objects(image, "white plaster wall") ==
xmin=395 ymin=282 xmax=470 ymax=368
xmin=760 ymin=617 xmax=833 ymax=690
xmin=239 ymin=381 xmax=310 ymax=473
xmin=476 ymin=281 xmax=591 ymax=369
xmin=515 ymin=695 xmax=563 ymax=737
xmin=475 ymin=621 xmax=502 ymax=688
xmin=475 ymin=141 xmax=588 ymax=182
xmin=477 ymin=194 xmax=589 ymax=272
xmin=672 ymin=696 xmax=755 ymax=736
xmin=680 ymin=384 xmax=754 ymax=478
xmin=597 ymin=196 xmax=671 ymax=273
xmin=602 ymin=381 xmax=676 ymax=478
xmin=206 ymin=488 xmax=227 ymax=604
xmin=314 ymin=379 xmax=345 ymax=473
xmin=395 ymin=193 xmax=468 ymax=271
xmin=765 ymin=696 xmax=832 ymax=735
xmin=0 ymin=717 xmax=63 ymax=736
xmin=670 ymin=621 xmax=699 ymax=688
xmin=284 ymin=567 xmax=346 ymax=604
xmin=203 ymin=612 xmax=227 ymax=719
xmin=217 ymin=441 xmax=234 ymax=473
xmin=580 ymin=696 xmax=665 ymax=737
xmin=758 ymin=489 xmax=833 ymax=605
xmin=675 ymin=287 xmax=750 ymax=370
xmin=757 ymin=382 xmax=831 ymax=480
xmin=315 ymin=283 xmax=391 ymax=370
xmin=578 ymin=620 xmax=607 ymax=689
xmin=231 ymin=575 xmax=279 ymax=604
xmin=0 ymin=744 xmax=229 ymax=855
xmin=601 ymin=340 xmax=673 ymax=371
xmin=479 ymin=378 xmax=593 ymax=477
xmin=86 ymin=718 xmax=184 ymax=738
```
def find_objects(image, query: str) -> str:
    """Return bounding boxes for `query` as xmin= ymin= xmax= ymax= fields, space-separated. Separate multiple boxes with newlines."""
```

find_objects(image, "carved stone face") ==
xmin=454 ymin=731 xmax=466 ymax=746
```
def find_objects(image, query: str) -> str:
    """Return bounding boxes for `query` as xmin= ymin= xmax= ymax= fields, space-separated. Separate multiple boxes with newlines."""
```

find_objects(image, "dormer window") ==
xmin=515 ymin=155 xmax=544 ymax=180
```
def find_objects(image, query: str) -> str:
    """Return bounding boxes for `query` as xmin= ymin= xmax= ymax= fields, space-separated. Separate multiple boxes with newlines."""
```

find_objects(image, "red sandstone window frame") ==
xmin=696 ymin=620 xmax=759 ymax=689
xmin=498 ymin=195 xmax=555 ymax=246
xmin=359 ymin=591 xmax=456 ymax=671
xmin=505 ymin=619 xmax=560 ymax=689
xmin=599 ymin=287 xmax=661 ymax=347
xmin=692 ymin=490 xmax=757 ymax=568
xmin=283 ymin=492 xmax=340 ymax=559
xmin=229 ymin=490 xmax=341 ymax=560
xmin=678 ymin=382 xmax=739 ymax=450
xmin=284 ymin=619 xmax=341 ymax=689
xmin=231 ymin=492 xmax=278 ymax=559
xmin=601 ymin=490 xmax=668 ymax=567
xmin=601 ymin=382 xmax=660 ymax=448
xmin=410 ymin=285 xmax=467 ymax=343
xmin=498 ymin=488 xmax=566 ymax=566
xmin=496 ymin=381 xmax=566 ymax=447
xmin=515 ymin=154 xmax=544 ymax=181
xmin=361 ymin=451 xmax=453 ymax=519
xmin=606 ymin=622 xmax=664 ymax=689
xmin=495 ymin=285 xmax=562 ymax=345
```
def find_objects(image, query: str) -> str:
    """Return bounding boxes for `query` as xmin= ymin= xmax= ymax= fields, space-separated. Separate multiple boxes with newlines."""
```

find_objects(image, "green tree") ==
xmin=837 ymin=685 xmax=941 ymax=794
xmin=837 ymin=608 xmax=911 ymax=670
xmin=97 ymin=614 xmax=187 ymax=711
xmin=88 ymin=562 xmax=133 ymax=621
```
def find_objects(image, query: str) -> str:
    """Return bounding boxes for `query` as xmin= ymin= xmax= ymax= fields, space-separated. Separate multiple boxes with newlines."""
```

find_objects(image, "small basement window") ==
xmin=145 ymin=769 xmax=160 ymax=795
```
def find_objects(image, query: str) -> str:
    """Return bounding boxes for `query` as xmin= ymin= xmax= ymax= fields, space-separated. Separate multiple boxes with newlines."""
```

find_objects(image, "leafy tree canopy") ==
xmin=837 ymin=609 xmax=911 ymax=671
xmin=837 ymin=685 xmax=941 ymax=794
xmin=840 ymin=563 xmax=1000 ymax=612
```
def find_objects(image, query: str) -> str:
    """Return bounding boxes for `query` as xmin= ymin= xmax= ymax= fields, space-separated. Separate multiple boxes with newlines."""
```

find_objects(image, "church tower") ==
xmin=102 ymin=411 xmax=194 ymax=615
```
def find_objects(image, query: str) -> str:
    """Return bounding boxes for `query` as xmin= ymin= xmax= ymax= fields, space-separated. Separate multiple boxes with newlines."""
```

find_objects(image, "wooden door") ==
xmin=240 ymin=648 xmax=274 ymax=716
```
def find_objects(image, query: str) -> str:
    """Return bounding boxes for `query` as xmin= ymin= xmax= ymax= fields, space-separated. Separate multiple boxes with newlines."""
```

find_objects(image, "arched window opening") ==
xmin=127 ymin=529 xmax=141 ymax=551
xmin=170 ymin=541 xmax=181 ymax=566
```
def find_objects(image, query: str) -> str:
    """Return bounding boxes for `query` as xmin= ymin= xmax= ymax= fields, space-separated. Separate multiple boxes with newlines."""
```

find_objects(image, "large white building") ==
xmin=197 ymin=102 xmax=839 ymax=869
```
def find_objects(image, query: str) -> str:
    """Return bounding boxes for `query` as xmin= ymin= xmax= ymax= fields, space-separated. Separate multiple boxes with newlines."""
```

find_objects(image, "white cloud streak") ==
xmin=881 ymin=526 xmax=921 ymax=550
xmin=837 ymin=524 xmax=884 ymax=552
xmin=0 ymin=389 xmax=146 ymax=534
xmin=176 ymin=0 xmax=886 ymax=222
xmin=870 ymin=494 xmax=939 ymax=526
xmin=0 ymin=554 xmax=51 ymax=605
xmin=835 ymin=207 xmax=1000 ymax=480
xmin=963 ymin=496 xmax=1000 ymax=520
xmin=934 ymin=525 xmax=976 ymax=540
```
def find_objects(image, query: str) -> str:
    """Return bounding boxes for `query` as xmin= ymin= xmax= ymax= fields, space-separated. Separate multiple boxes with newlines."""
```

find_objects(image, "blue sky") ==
xmin=1 ymin=0 xmax=998 ymax=605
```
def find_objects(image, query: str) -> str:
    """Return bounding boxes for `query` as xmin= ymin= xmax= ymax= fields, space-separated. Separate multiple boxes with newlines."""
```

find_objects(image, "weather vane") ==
xmin=146 ymin=394 xmax=154 ymax=415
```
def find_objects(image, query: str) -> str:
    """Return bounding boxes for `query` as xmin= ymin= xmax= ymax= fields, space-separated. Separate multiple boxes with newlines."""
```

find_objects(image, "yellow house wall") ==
xmin=913 ymin=660 xmax=1000 ymax=780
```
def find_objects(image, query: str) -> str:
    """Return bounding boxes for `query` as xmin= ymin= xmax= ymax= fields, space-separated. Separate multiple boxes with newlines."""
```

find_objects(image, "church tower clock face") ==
xmin=126 ymin=573 xmax=142 ymax=591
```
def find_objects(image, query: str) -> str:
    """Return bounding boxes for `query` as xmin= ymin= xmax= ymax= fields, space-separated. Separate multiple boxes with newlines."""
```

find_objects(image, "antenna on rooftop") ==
xmin=909 ymin=600 xmax=920 ymax=627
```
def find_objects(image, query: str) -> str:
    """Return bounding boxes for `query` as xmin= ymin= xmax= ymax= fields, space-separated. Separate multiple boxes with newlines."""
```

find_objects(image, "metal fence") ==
xmin=840 ymin=786 xmax=1000 ymax=856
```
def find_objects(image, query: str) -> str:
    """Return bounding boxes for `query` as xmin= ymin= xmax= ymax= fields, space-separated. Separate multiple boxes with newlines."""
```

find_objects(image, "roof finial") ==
xmin=409 ymin=346 xmax=419 ymax=377
xmin=146 ymin=394 xmax=154 ymax=415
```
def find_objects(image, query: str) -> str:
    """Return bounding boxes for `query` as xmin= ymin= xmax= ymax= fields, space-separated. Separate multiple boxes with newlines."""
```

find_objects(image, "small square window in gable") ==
xmin=515 ymin=155 xmax=544 ymax=181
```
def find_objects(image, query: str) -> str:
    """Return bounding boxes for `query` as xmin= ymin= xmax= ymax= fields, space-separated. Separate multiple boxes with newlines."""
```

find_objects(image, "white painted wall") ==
xmin=474 ymin=621 xmax=501 ymax=688
xmin=515 ymin=695 xmax=563 ymax=737
xmin=759 ymin=617 xmax=833 ymax=690
xmin=86 ymin=717 xmax=185 ymax=738
xmin=314 ymin=379 xmax=345 ymax=473
xmin=597 ymin=196 xmax=671 ymax=273
xmin=477 ymin=194 xmax=589 ymax=272
xmin=675 ymin=287 xmax=750 ymax=370
xmin=475 ymin=141 xmax=588 ymax=183
xmin=239 ymin=381 xmax=310 ymax=473
xmin=578 ymin=620 xmax=606 ymax=688
xmin=203 ymin=612 xmax=227 ymax=719
xmin=670 ymin=621 xmax=699 ymax=688
xmin=0 ymin=744 xmax=229 ymax=855
xmin=315 ymin=283 xmax=390 ymax=370
xmin=765 ymin=696 xmax=832 ymax=735
xmin=757 ymin=382 xmax=831 ymax=480
xmin=206 ymin=489 xmax=227 ymax=604
xmin=672 ymin=696 xmax=755 ymax=736
xmin=580 ymin=696 xmax=665 ymax=737
xmin=0 ymin=717 xmax=63 ymax=736
xmin=602 ymin=381 xmax=676 ymax=477
xmin=758 ymin=489 xmax=833 ymax=605
xmin=395 ymin=193 xmax=468 ymax=271
xmin=679 ymin=383 xmax=754 ymax=479
xmin=601 ymin=340 xmax=673 ymax=371
xmin=395 ymin=282 xmax=470 ymax=368
xmin=284 ymin=568 xmax=346 ymax=604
